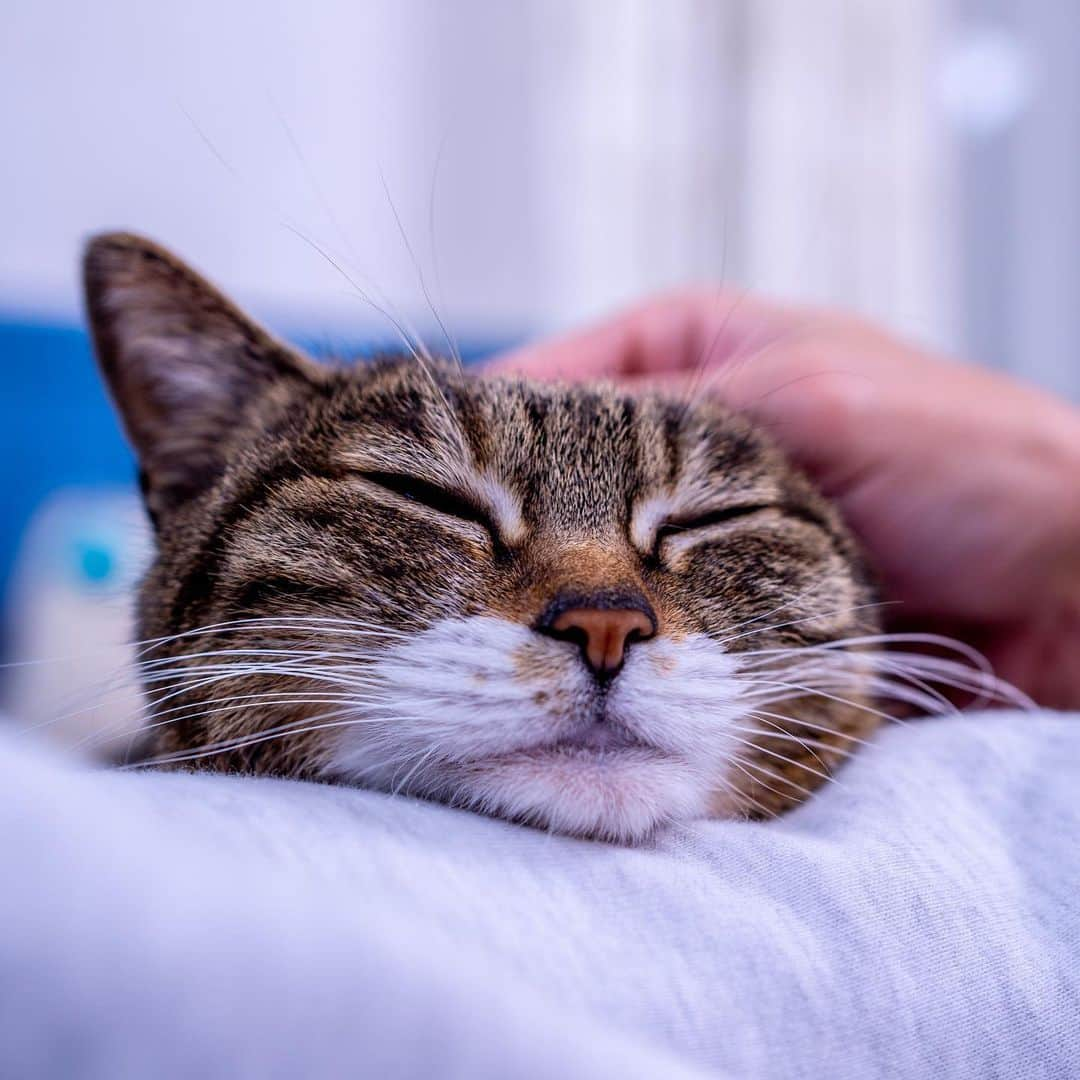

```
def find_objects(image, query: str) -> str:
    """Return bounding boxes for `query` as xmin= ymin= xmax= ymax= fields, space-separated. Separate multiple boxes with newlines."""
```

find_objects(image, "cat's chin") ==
xmin=443 ymin=746 xmax=713 ymax=843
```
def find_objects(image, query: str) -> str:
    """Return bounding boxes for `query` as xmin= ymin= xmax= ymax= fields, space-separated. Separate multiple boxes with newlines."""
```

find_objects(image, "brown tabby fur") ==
xmin=83 ymin=232 xmax=880 ymax=828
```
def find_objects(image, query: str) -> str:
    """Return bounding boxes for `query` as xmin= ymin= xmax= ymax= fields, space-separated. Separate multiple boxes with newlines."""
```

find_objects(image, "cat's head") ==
xmin=84 ymin=233 xmax=880 ymax=841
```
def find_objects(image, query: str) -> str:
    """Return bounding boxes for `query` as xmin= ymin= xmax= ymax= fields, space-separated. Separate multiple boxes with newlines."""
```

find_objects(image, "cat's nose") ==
xmin=537 ymin=592 xmax=657 ymax=678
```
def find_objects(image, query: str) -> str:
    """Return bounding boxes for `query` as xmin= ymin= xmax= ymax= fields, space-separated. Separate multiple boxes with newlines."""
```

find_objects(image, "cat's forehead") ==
xmin=311 ymin=359 xmax=785 ymax=533
xmin=328 ymin=358 xmax=771 ymax=485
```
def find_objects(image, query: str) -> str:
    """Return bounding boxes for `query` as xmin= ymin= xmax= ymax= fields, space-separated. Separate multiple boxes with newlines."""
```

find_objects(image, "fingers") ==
xmin=617 ymin=343 xmax=878 ymax=492
xmin=488 ymin=286 xmax=799 ymax=381
xmin=486 ymin=285 xmax=874 ymax=489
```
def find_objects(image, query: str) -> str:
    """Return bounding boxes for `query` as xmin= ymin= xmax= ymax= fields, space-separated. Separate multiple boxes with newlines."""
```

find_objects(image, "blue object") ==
xmin=74 ymin=540 xmax=116 ymax=585
xmin=0 ymin=313 xmax=509 ymax=634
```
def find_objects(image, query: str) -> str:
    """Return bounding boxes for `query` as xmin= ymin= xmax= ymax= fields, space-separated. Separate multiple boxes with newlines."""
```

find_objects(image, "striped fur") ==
xmin=84 ymin=233 xmax=882 ymax=840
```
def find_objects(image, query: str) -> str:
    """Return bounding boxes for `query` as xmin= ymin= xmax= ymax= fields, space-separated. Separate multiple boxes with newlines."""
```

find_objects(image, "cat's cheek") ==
xmin=316 ymin=615 xmax=594 ymax=782
xmin=606 ymin=634 xmax=746 ymax=761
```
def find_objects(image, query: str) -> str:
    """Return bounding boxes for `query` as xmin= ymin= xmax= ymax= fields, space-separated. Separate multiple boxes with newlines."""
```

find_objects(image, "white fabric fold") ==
xmin=1 ymin=712 xmax=1077 ymax=1079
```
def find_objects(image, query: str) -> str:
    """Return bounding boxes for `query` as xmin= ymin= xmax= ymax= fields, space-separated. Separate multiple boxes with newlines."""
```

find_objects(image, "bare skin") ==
xmin=492 ymin=289 xmax=1080 ymax=709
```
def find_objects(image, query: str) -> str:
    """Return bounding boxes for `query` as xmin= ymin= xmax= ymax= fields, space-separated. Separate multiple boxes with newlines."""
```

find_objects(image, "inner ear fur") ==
xmin=83 ymin=232 xmax=325 ymax=520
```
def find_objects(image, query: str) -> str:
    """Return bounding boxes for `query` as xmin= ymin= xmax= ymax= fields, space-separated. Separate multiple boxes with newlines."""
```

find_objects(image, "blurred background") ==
xmin=1 ymin=1 xmax=1077 ymax=734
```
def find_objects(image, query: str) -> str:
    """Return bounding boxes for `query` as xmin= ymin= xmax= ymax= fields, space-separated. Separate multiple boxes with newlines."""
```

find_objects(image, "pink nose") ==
xmin=547 ymin=606 xmax=656 ymax=676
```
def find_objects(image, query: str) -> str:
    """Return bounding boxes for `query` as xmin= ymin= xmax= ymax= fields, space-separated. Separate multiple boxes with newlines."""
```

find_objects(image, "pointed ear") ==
xmin=83 ymin=232 xmax=324 ymax=521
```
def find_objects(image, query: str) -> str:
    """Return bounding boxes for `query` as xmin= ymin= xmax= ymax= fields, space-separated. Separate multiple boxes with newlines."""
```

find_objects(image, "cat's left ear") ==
xmin=83 ymin=232 xmax=325 ymax=522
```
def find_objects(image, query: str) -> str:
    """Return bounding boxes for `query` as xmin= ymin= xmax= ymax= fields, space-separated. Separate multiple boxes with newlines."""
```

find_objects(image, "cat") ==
xmin=84 ymin=232 xmax=953 ymax=842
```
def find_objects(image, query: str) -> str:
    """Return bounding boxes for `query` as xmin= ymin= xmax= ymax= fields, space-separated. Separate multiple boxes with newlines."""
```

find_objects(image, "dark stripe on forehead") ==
xmin=168 ymin=454 xmax=345 ymax=628
xmin=661 ymin=403 xmax=683 ymax=485
xmin=523 ymin=390 xmax=551 ymax=451
xmin=617 ymin=391 xmax=640 ymax=481
xmin=617 ymin=393 xmax=636 ymax=442
xmin=443 ymin=378 xmax=489 ymax=466
xmin=167 ymin=362 xmax=479 ymax=630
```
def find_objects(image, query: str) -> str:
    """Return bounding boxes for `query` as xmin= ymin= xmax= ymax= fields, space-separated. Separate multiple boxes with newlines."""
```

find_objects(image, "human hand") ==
xmin=490 ymin=289 xmax=1080 ymax=709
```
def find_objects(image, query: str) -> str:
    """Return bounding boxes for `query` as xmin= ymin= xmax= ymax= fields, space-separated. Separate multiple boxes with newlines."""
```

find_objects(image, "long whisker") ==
xmin=283 ymin=224 xmax=431 ymax=364
xmin=744 ymin=673 xmax=952 ymax=719
xmin=739 ymin=676 xmax=906 ymax=724
xmin=119 ymin=615 xmax=407 ymax=664
xmin=75 ymin=691 xmax=361 ymax=754
xmin=724 ymin=756 xmax=794 ymax=809
xmin=732 ymin=720 xmax=862 ymax=763
xmin=724 ymin=731 xmax=841 ymax=788
xmin=13 ymin=618 xmax=408 ymax=741
xmin=380 ymin=169 xmax=462 ymax=371
xmin=120 ymin=704 xmax=442 ymax=772
xmin=426 ymin=130 xmax=463 ymax=368
xmin=740 ymin=643 xmax=1031 ymax=716
xmin=676 ymin=287 xmax=752 ymax=425
xmin=135 ymin=645 xmax=388 ymax=671
xmin=389 ymin=742 xmax=444 ymax=797
xmin=706 ymin=578 xmax=850 ymax=640
xmin=739 ymin=632 xmax=994 ymax=672
xmin=121 ymin=708 xmax=362 ymax=770
xmin=716 ymin=763 xmax=776 ymax=819
xmin=283 ymin=224 xmax=468 ymax=456
xmin=731 ymin=756 xmax=819 ymax=802
xmin=740 ymin=714 xmax=830 ymax=771
xmin=738 ymin=708 xmax=875 ymax=748
xmin=718 ymin=601 xmax=893 ymax=646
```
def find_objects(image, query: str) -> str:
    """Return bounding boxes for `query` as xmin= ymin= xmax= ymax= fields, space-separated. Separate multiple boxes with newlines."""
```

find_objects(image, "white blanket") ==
xmin=1 ymin=712 xmax=1078 ymax=1079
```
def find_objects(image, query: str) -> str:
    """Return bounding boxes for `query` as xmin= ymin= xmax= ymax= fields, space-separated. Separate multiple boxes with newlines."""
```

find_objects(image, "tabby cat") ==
xmin=84 ymin=232 xmax=957 ymax=842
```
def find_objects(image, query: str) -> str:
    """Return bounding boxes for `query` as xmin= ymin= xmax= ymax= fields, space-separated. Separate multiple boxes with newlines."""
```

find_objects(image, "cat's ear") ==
xmin=83 ymin=232 xmax=324 ymax=521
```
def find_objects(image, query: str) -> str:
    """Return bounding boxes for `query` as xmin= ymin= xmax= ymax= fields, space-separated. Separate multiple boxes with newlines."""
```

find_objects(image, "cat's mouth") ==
xmin=547 ymin=721 xmax=651 ymax=754
xmin=443 ymin=716 xmax=703 ymax=842
xmin=483 ymin=720 xmax=667 ymax=766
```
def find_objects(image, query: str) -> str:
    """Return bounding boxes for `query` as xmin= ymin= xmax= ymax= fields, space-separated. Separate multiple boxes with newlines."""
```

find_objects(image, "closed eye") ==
xmin=653 ymin=502 xmax=833 ymax=557
xmin=356 ymin=471 xmax=500 ymax=540
xmin=654 ymin=504 xmax=773 ymax=550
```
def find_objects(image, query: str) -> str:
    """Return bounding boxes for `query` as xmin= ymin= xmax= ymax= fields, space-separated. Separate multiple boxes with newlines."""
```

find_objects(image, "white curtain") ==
xmin=3 ymin=0 xmax=1076 ymax=394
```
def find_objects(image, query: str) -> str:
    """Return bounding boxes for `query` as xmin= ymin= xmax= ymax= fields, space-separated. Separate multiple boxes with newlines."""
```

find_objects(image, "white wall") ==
xmin=0 ymin=1 xmax=539 ymax=341
xmin=6 ymin=0 xmax=1073 ymax=403
xmin=1 ymin=0 xmax=959 ymax=351
xmin=951 ymin=1 xmax=1080 ymax=400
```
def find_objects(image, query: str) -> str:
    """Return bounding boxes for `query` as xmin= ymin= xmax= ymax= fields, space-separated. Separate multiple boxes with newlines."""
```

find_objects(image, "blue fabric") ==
xmin=0 ymin=316 xmax=506 ymax=627
xmin=0 ymin=319 xmax=132 ymax=617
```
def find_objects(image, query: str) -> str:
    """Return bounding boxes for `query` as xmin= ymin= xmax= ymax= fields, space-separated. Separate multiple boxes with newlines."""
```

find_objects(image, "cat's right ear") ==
xmin=83 ymin=232 xmax=325 ymax=523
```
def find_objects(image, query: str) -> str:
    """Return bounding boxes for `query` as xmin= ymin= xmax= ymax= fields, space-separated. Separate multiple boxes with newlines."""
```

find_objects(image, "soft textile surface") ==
xmin=1 ymin=712 xmax=1078 ymax=1079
